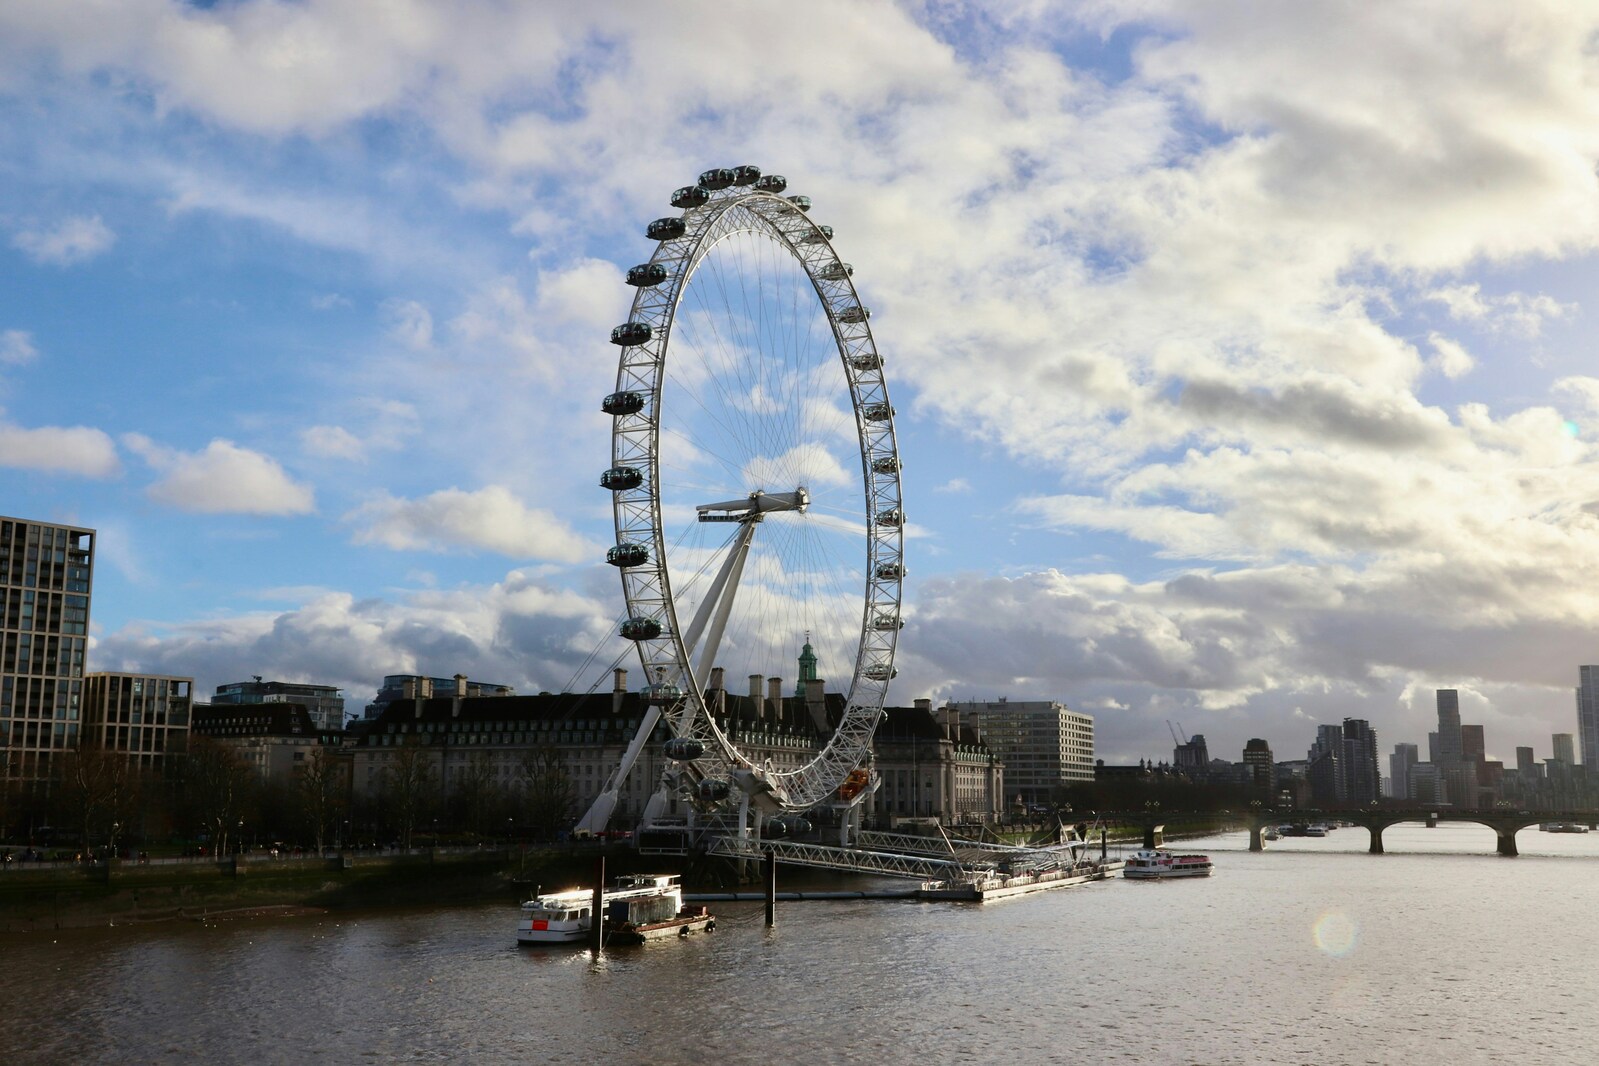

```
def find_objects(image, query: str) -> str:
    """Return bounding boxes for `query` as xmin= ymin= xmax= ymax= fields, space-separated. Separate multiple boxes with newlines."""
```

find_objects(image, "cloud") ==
xmin=12 ymin=214 xmax=116 ymax=265
xmin=310 ymin=292 xmax=351 ymax=310
xmin=0 ymin=330 xmax=38 ymax=365
xmin=346 ymin=485 xmax=595 ymax=563
xmin=0 ymin=422 xmax=119 ymax=476
xmin=300 ymin=424 xmax=366 ymax=461
xmin=125 ymin=434 xmax=315 ymax=514
xmin=92 ymin=573 xmax=619 ymax=704
xmin=384 ymin=299 xmax=433 ymax=350
xmin=1426 ymin=333 xmax=1475 ymax=380
xmin=1425 ymin=284 xmax=1576 ymax=337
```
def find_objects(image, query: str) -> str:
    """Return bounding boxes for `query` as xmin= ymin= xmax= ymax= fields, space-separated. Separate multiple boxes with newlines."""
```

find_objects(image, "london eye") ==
xmin=598 ymin=165 xmax=904 ymax=828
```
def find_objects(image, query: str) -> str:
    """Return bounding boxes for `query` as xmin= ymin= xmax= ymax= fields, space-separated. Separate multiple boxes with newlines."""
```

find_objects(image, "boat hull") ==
xmin=919 ymin=862 xmax=1124 ymax=901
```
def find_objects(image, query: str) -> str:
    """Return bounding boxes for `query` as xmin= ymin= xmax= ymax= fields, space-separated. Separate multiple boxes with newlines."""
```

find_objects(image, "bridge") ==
xmin=1235 ymin=808 xmax=1599 ymax=857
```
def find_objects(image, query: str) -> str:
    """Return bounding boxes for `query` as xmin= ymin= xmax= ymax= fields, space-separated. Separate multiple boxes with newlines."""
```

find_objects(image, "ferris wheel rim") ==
xmin=604 ymin=169 xmax=903 ymax=812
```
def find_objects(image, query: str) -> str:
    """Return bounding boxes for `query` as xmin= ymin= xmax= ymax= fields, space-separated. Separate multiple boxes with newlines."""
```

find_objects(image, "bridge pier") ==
xmin=1496 ymin=829 xmax=1518 ymax=857
xmin=1248 ymin=824 xmax=1264 ymax=852
xmin=1369 ymin=825 xmax=1384 ymax=854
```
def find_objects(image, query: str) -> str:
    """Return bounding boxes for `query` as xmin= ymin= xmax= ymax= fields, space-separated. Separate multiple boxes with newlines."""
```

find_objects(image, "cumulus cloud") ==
xmin=8 ymin=1 xmax=1599 ymax=763
xmin=0 ymin=422 xmax=119 ymax=476
xmin=346 ymin=485 xmax=595 ymax=562
xmin=0 ymin=330 xmax=38 ymax=365
xmin=1426 ymin=333 xmax=1475 ymax=380
xmin=124 ymin=434 xmax=316 ymax=514
xmin=300 ymin=424 xmax=366 ymax=461
xmin=12 ymin=214 xmax=116 ymax=265
xmin=92 ymin=573 xmax=619 ymax=703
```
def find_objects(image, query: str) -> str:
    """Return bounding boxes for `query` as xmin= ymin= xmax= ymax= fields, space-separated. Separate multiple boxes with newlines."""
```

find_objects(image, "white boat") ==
xmin=1545 ymin=822 xmax=1590 ymax=834
xmin=1123 ymin=848 xmax=1213 ymax=879
xmin=919 ymin=858 xmax=1124 ymax=901
xmin=516 ymin=873 xmax=714 ymax=945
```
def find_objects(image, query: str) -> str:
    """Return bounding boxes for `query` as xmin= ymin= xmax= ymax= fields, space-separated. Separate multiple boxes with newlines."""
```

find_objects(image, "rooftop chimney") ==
xmin=768 ymin=676 xmax=783 ymax=723
xmin=804 ymin=677 xmax=829 ymax=733
xmin=613 ymin=667 xmax=628 ymax=715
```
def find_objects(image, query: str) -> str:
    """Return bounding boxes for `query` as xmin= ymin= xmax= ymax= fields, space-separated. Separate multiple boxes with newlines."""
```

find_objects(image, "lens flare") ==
xmin=1563 ymin=419 xmax=1581 ymax=439
xmin=1313 ymin=911 xmax=1357 ymax=957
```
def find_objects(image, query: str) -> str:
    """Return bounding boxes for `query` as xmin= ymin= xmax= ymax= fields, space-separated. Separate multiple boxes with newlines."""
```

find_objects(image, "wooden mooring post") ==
xmin=590 ymin=855 xmax=605 ymax=952
xmin=764 ymin=849 xmax=777 ymax=927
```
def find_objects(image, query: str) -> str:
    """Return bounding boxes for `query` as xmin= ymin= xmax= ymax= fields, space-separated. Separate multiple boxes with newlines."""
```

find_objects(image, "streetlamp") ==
xmin=110 ymin=821 xmax=120 ymax=860
xmin=238 ymin=819 xmax=244 ymax=857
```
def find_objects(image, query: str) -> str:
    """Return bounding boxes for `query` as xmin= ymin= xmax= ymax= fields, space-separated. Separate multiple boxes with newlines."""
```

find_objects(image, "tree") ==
xmin=297 ymin=745 xmax=348 ymax=853
xmin=450 ymin=751 xmax=504 ymax=840
xmin=58 ymin=743 xmax=141 ymax=855
xmin=379 ymin=737 xmax=435 ymax=850
xmin=516 ymin=744 xmax=574 ymax=841
xmin=178 ymin=738 xmax=256 ymax=857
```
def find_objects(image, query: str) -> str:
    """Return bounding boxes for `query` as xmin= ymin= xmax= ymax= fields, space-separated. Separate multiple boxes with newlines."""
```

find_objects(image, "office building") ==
xmin=1516 ymin=746 xmax=1538 ymax=778
xmin=1389 ymin=743 xmax=1418 ymax=800
xmin=213 ymin=678 xmax=345 ymax=731
xmin=1553 ymin=733 xmax=1577 ymax=767
xmin=192 ymin=701 xmax=342 ymax=781
xmin=1435 ymin=690 xmax=1462 ymax=766
xmin=1242 ymin=738 xmax=1275 ymax=792
xmin=0 ymin=516 xmax=94 ymax=785
xmin=1578 ymin=667 xmax=1599 ymax=768
xmin=947 ymin=699 xmax=1094 ymax=805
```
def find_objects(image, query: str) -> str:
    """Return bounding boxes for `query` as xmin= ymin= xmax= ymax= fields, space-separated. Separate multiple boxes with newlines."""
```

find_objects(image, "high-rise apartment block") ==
xmin=83 ymin=672 xmax=193 ymax=774
xmin=0 ymin=516 xmax=94 ymax=784
xmin=1553 ymin=733 xmax=1576 ymax=767
xmin=1342 ymin=718 xmax=1380 ymax=803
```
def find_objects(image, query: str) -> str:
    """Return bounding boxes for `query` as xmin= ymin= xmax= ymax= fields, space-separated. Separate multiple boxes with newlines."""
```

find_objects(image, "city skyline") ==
xmin=4 ymin=5 xmax=1599 ymax=765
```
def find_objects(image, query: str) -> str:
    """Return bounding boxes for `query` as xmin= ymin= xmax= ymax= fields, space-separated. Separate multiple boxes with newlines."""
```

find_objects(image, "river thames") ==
xmin=4 ymin=823 xmax=1597 ymax=1064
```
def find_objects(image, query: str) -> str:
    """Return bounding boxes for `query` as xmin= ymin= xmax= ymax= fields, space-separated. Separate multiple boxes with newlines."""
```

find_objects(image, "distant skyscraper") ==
xmin=1309 ymin=724 xmax=1345 ymax=804
xmin=1516 ymin=746 xmax=1538 ymax=778
xmin=1173 ymin=733 xmax=1210 ymax=776
xmin=1342 ymin=718 xmax=1380 ymax=803
xmin=1390 ymin=742 xmax=1419 ymax=800
xmin=1461 ymin=724 xmax=1485 ymax=764
xmin=1578 ymin=667 xmax=1599 ymax=768
xmin=1242 ymin=738 xmax=1275 ymax=792
xmin=1553 ymin=733 xmax=1577 ymax=766
xmin=1435 ymin=690 xmax=1462 ymax=767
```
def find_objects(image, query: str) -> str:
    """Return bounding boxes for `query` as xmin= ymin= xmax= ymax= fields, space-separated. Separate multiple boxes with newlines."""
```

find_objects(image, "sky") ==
xmin=3 ymin=1 xmax=1599 ymax=768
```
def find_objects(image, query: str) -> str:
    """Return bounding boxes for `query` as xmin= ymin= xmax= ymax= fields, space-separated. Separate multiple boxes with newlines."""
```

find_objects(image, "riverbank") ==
xmin=0 ymin=845 xmax=653 ymax=933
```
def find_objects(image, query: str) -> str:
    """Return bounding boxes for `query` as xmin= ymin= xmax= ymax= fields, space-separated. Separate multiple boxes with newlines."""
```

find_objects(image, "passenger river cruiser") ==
xmin=516 ymin=873 xmax=714 ymax=945
xmin=1122 ymin=848 xmax=1213 ymax=879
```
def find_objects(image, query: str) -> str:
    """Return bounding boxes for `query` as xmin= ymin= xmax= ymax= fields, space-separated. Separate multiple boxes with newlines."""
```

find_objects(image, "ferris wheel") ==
xmin=601 ymin=165 xmax=904 ymax=819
